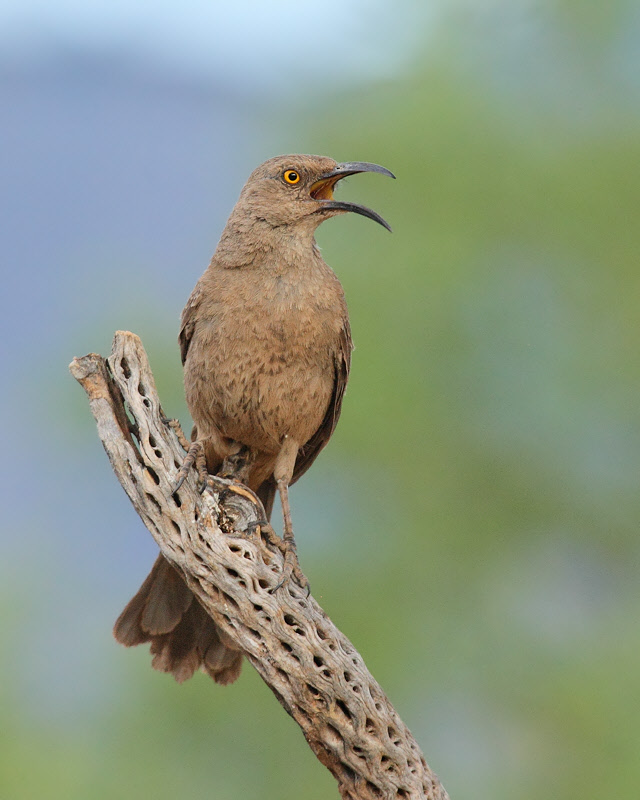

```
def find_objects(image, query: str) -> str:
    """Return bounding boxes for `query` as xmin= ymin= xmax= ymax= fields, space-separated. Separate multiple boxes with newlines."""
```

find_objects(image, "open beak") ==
xmin=310 ymin=161 xmax=395 ymax=232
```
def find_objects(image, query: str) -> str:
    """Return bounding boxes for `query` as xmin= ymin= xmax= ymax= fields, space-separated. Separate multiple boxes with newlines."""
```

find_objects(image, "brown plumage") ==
xmin=114 ymin=154 xmax=394 ymax=684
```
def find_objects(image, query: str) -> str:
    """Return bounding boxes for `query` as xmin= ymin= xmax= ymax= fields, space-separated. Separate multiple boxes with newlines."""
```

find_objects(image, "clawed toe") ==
xmin=163 ymin=417 xmax=192 ymax=452
xmin=172 ymin=440 xmax=208 ymax=494
xmin=272 ymin=544 xmax=310 ymax=595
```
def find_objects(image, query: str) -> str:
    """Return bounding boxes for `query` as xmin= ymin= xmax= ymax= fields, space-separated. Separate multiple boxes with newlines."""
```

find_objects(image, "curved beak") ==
xmin=310 ymin=161 xmax=395 ymax=232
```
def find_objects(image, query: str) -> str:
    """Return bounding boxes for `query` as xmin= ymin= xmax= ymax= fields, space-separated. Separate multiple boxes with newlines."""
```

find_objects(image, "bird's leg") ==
xmin=190 ymin=444 xmax=270 ymax=540
xmin=273 ymin=437 xmax=309 ymax=592
xmin=173 ymin=440 xmax=208 ymax=493
xmin=163 ymin=417 xmax=191 ymax=452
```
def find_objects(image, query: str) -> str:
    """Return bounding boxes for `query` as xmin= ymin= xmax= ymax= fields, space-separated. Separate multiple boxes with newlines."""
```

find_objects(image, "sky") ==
xmin=0 ymin=0 xmax=434 ymax=88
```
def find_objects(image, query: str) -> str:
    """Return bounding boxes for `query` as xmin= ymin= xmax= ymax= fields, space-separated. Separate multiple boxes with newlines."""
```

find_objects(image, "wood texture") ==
xmin=69 ymin=330 xmax=449 ymax=800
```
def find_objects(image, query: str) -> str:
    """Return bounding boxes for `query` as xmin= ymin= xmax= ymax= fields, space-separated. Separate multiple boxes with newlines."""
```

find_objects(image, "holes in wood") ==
xmin=381 ymin=755 xmax=397 ymax=775
xmin=283 ymin=614 xmax=305 ymax=636
xmin=221 ymin=591 xmax=238 ymax=609
xmin=387 ymin=726 xmax=401 ymax=746
xmin=280 ymin=641 xmax=300 ymax=662
xmin=340 ymin=762 xmax=356 ymax=782
xmin=366 ymin=781 xmax=382 ymax=797
xmin=146 ymin=433 xmax=162 ymax=459
xmin=206 ymin=583 xmax=221 ymax=600
xmin=352 ymin=745 xmax=366 ymax=761
xmin=312 ymin=654 xmax=332 ymax=678
xmin=146 ymin=466 xmax=160 ymax=485
xmin=172 ymin=492 xmax=182 ymax=508
xmin=171 ymin=520 xmax=181 ymax=535
xmin=249 ymin=603 xmax=270 ymax=622
xmin=325 ymin=724 xmax=341 ymax=748
xmin=146 ymin=493 xmax=161 ymax=513
xmin=276 ymin=667 xmax=289 ymax=683
xmin=335 ymin=699 xmax=352 ymax=722
xmin=365 ymin=718 xmax=376 ymax=734
xmin=120 ymin=357 xmax=131 ymax=379
xmin=306 ymin=683 xmax=321 ymax=699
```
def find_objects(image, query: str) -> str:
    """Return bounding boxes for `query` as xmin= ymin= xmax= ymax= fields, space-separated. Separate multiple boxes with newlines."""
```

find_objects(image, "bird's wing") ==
xmin=291 ymin=319 xmax=353 ymax=485
xmin=178 ymin=285 xmax=203 ymax=365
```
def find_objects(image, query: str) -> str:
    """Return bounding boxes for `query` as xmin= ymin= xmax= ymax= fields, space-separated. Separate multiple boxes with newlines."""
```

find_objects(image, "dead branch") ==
xmin=69 ymin=330 xmax=449 ymax=800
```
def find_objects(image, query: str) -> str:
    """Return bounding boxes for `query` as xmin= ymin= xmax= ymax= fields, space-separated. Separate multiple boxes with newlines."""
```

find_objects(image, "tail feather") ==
xmin=113 ymin=554 xmax=242 ymax=685
xmin=140 ymin=556 xmax=193 ymax=635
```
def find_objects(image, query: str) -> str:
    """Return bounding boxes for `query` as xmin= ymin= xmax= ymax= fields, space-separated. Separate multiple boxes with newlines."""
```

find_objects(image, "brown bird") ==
xmin=113 ymin=154 xmax=394 ymax=684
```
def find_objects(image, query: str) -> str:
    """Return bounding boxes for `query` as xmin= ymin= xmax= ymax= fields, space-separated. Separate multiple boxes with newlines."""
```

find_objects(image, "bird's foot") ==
xmin=162 ymin=416 xmax=192 ymax=452
xmin=173 ymin=440 xmax=208 ymax=493
xmin=272 ymin=539 xmax=310 ymax=596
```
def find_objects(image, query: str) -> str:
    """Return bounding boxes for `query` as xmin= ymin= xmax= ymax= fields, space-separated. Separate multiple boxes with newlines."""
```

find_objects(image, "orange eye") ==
xmin=283 ymin=169 xmax=300 ymax=185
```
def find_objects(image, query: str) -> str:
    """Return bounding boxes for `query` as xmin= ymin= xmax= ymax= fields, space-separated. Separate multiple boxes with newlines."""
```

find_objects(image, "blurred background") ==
xmin=2 ymin=1 xmax=639 ymax=798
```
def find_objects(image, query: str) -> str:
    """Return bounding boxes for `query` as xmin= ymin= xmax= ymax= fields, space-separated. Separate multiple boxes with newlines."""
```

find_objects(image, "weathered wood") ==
xmin=69 ymin=330 xmax=449 ymax=800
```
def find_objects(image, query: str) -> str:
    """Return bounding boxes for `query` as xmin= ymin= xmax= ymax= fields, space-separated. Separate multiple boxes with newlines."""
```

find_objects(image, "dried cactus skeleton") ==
xmin=69 ymin=330 xmax=449 ymax=800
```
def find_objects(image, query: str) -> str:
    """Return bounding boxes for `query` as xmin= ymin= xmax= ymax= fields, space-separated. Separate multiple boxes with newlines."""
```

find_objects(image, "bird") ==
xmin=113 ymin=154 xmax=394 ymax=685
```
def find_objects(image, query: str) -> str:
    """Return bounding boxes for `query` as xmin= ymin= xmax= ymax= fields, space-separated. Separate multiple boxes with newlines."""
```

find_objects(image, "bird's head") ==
xmin=235 ymin=154 xmax=395 ymax=233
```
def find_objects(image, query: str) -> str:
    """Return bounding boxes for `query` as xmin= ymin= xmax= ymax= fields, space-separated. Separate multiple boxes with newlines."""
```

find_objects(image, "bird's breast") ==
xmin=184 ymin=267 xmax=347 ymax=453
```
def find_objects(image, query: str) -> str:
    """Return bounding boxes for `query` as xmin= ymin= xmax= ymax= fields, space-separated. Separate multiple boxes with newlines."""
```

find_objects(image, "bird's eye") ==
xmin=283 ymin=169 xmax=300 ymax=185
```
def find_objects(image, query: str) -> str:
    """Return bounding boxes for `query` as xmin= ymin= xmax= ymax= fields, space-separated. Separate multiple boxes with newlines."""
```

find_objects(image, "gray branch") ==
xmin=69 ymin=330 xmax=449 ymax=800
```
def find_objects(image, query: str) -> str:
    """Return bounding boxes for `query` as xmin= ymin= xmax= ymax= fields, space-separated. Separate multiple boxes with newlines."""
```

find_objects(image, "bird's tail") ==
xmin=113 ymin=554 xmax=242 ymax=685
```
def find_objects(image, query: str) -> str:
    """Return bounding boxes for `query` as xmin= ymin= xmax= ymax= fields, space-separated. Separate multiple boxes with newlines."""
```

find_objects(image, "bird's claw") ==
xmin=172 ymin=440 xmax=208 ymax=494
xmin=173 ymin=470 xmax=188 ymax=493
xmin=272 ymin=544 xmax=310 ymax=596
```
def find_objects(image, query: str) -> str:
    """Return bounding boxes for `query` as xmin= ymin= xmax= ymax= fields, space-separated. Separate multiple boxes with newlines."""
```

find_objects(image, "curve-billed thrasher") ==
xmin=114 ymin=154 xmax=394 ymax=684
